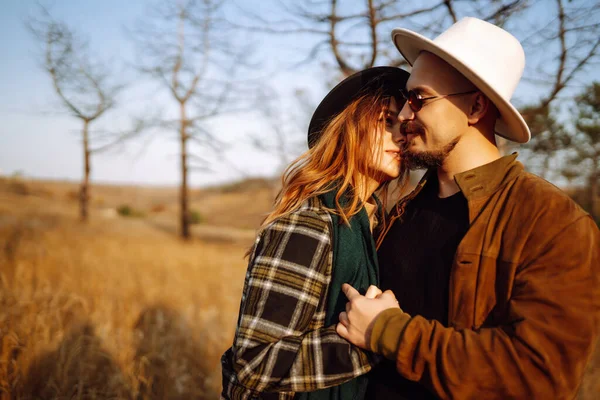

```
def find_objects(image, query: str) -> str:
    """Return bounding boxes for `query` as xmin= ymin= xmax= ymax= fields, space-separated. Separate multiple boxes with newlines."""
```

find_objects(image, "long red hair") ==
xmin=261 ymin=90 xmax=408 ymax=230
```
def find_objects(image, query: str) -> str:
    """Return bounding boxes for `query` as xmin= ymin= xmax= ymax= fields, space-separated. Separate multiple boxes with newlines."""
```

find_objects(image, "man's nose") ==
xmin=398 ymin=101 xmax=415 ymax=122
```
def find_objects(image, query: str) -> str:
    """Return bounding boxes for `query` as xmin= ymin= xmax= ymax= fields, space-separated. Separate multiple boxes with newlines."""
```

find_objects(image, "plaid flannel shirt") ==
xmin=221 ymin=197 xmax=378 ymax=400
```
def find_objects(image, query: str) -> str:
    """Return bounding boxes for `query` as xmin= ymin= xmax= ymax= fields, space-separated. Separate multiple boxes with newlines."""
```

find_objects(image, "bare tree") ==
xmin=523 ymin=0 xmax=600 ymax=111
xmin=131 ymin=0 xmax=252 ymax=240
xmin=233 ymin=0 xmax=527 ymax=78
xmin=504 ymin=0 xmax=600 ymax=173
xmin=27 ymin=6 xmax=125 ymax=221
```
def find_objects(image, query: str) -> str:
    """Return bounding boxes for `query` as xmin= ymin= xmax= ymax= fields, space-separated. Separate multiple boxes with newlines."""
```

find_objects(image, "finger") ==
xmin=380 ymin=290 xmax=398 ymax=301
xmin=342 ymin=283 xmax=361 ymax=301
xmin=339 ymin=311 xmax=350 ymax=328
xmin=336 ymin=322 xmax=349 ymax=339
xmin=365 ymin=285 xmax=382 ymax=299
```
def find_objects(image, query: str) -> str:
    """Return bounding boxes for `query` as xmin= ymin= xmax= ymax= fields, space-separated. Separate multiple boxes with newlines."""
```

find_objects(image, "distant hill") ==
xmin=0 ymin=176 xmax=278 ymax=230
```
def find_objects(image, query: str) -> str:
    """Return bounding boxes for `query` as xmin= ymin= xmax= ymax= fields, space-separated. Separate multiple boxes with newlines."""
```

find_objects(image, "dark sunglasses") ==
xmin=399 ymin=89 xmax=478 ymax=112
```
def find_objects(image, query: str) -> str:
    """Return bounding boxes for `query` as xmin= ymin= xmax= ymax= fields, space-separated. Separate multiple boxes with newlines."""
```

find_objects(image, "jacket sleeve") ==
xmin=370 ymin=215 xmax=600 ymax=400
xmin=230 ymin=209 xmax=377 ymax=394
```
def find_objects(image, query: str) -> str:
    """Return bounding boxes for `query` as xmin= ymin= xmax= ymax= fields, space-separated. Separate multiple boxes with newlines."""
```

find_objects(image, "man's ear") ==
xmin=467 ymin=92 xmax=490 ymax=125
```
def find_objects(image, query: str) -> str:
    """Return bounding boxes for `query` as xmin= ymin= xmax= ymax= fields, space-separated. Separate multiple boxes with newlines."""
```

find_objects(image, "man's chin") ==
xmin=404 ymin=150 xmax=444 ymax=170
xmin=403 ymin=137 xmax=459 ymax=170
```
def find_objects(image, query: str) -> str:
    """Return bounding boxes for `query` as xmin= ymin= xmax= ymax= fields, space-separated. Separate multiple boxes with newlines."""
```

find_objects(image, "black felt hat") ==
xmin=307 ymin=66 xmax=410 ymax=148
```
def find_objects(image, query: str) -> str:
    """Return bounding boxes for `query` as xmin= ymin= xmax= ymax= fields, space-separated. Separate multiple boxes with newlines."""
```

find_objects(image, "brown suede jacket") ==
xmin=371 ymin=153 xmax=600 ymax=399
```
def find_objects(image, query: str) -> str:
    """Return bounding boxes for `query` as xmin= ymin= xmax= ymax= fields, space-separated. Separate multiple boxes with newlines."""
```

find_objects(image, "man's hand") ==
xmin=336 ymin=283 xmax=400 ymax=350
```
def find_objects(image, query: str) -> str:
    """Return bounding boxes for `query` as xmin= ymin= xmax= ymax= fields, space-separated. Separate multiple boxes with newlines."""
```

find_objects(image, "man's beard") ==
xmin=400 ymin=121 xmax=460 ymax=170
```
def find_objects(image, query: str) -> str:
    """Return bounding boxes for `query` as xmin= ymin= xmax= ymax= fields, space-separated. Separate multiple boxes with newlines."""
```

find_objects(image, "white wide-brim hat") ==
xmin=392 ymin=17 xmax=531 ymax=143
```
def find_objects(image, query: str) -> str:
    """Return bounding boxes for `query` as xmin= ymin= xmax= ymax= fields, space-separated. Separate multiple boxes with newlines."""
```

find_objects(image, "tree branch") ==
xmin=367 ymin=0 xmax=378 ymax=68
xmin=443 ymin=0 xmax=458 ymax=23
xmin=378 ymin=2 xmax=446 ymax=22
xmin=329 ymin=0 xmax=354 ymax=76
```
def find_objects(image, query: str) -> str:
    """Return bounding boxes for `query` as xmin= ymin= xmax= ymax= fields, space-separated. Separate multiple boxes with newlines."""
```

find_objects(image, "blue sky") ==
xmin=1 ymin=0 xmax=598 ymax=187
xmin=0 ymin=0 xmax=325 ymax=186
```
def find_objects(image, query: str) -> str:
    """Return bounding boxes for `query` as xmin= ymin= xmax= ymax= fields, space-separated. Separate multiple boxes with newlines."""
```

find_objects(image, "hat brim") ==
xmin=392 ymin=28 xmax=530 ymax=143
xmin=308 ymin=67 xmax=410 ymax=148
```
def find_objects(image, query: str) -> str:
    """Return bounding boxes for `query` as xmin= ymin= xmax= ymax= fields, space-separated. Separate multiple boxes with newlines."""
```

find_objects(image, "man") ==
xmin=336 ymin=17 xmax=600 ymax=399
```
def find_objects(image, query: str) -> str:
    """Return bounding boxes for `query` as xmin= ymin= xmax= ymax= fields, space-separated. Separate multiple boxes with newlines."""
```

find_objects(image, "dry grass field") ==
xmin=0 ymin=177 xmax=274 ymax=399
xmin=0 ymin=176 xmax=598 ymax=399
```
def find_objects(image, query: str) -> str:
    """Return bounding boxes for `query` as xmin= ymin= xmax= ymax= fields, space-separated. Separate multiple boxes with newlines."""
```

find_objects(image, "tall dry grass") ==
xmin=0 ymin=185 xmax=251 ymax=399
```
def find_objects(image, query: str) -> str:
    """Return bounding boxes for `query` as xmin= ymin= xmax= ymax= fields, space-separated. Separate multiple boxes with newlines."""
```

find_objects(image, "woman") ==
xmin=221 ymin=67 xmax=410 ymax=400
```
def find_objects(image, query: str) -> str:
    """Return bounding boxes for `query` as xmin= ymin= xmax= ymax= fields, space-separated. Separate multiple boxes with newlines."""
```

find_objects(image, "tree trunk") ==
xmin=180 ymin=103 xmax=190 ymax=239
xmin=80 ymin=119 xmax=91 ymax=222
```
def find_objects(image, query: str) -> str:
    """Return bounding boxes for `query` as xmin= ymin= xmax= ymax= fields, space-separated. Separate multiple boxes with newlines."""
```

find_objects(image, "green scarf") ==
xmin=296 ymin=189 xmax=380 ymax=400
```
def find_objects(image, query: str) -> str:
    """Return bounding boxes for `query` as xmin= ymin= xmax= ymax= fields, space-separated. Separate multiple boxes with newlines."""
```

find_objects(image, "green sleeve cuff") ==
xmin=369 ymin=308 xmax=412 ymax=360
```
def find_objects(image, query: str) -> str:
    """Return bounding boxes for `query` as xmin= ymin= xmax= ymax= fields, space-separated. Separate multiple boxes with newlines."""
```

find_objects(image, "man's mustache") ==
xmin=400 ymin=121 xmax=425 ymax=137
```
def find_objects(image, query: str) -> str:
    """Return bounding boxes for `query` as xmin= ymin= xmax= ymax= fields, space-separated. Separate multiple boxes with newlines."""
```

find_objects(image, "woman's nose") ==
xmin=393 ymin=127 xmax=405 ymax=145
xmin=392 ymin=117 xmax=405 ymax=146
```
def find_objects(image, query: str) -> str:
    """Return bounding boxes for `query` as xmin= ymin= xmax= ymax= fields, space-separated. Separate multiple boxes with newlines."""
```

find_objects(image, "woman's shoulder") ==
xmin=267 ymin=196 xmax=332 ymax=234
xmin=299 ymin=196 xmax=331 ymax=219
xmin=296 ymin=196 xmax=333 ymax=224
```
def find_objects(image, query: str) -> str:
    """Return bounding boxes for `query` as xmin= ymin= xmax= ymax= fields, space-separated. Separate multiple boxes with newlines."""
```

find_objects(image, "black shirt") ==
xmin=366 ymin=175 xmax=470 ymax=399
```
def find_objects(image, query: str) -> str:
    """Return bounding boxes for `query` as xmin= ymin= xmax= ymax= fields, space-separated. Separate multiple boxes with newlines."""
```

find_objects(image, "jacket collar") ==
xmin=454 ymin=153 xmax=522 ymax=201
xmin=407 ymin=153 xmax=523 ymax=203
